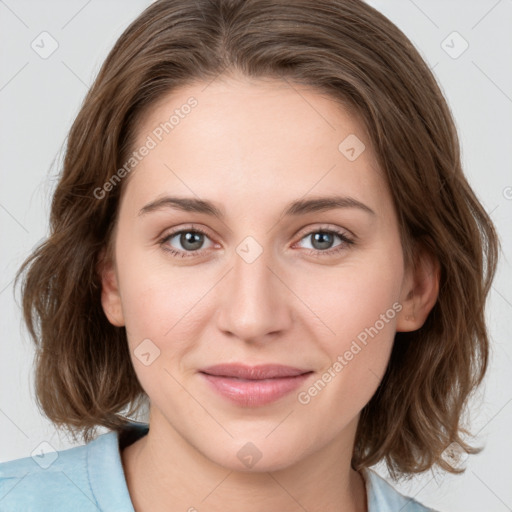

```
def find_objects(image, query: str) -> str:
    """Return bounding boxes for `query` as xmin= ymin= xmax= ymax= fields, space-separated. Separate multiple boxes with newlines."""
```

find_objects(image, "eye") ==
xmin=294 ymin=227 xmax=354 ymax=257
xmin=159 ymin=226 xmax=215 ymax=258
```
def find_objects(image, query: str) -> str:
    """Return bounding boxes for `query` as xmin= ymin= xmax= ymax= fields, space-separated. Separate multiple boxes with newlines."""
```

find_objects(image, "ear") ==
xmin=98 ymin=248 xmax=125 ymax=327
xmin=396 ymin=244 xmax=440 ymax=332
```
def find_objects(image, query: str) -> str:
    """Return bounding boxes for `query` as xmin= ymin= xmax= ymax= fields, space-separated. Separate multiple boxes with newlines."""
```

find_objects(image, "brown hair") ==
xmin=15 ymin=0 xmax=499 ymax=478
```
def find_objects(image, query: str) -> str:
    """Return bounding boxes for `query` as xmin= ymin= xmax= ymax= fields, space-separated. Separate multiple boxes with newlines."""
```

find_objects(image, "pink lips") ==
xmin=199 ymin=363 xmax=313 ymax=407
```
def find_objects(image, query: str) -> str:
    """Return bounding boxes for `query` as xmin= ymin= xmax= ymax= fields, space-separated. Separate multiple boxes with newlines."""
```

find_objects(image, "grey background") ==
xmin=1 ymin=0 xmax=511 ymax=510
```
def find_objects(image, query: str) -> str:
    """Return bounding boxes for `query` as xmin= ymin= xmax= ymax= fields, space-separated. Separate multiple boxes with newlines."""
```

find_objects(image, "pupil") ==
xmin=313 ymin=232 xmax=332 ymax=250
xmin=182 ymin=231 xmax=203 ymax=250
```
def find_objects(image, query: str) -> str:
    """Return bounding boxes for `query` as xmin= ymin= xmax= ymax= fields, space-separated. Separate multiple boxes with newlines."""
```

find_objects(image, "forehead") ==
xmin=123 ymin=75 xmax=388 ymax=215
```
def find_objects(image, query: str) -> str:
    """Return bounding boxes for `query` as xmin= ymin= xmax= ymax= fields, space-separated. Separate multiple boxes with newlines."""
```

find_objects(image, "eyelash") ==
xmin=158 ymin=224 xmax=355 ymax=259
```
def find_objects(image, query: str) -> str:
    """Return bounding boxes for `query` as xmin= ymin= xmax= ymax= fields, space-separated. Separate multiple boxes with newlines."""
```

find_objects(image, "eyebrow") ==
xmin=138 ymin=194 xmax=376 ymax=218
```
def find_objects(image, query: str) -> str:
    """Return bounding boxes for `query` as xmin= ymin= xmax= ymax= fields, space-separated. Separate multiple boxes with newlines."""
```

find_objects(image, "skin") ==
xmin=100 ymin=72 xmax=439 ymax=512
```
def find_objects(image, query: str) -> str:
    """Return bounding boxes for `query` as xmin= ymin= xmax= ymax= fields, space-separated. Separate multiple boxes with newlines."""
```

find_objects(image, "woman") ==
xmin=0 ymin=1 xmax=498 ymax=510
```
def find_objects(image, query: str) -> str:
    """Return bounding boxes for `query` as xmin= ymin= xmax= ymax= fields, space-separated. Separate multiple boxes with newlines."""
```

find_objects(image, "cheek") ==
xmin=293 ymin=246 xmax=403 ymax=343
xmin=113 ymin=244 xmax=214 ymax=393
xmin=293 ymin=248 xmax=402 ymax=405
xmin=120 ymin=275 xmax=200 ymax=336
xmin=116 ymin=266 xmax=206 ymax=400
xmin=296 ymin=286 xmax=399 ymax=425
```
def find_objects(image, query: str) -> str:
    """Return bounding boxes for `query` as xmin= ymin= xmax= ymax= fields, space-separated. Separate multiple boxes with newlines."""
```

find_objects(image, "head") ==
xmin=17 ymin=0 xmax=498 ymax=478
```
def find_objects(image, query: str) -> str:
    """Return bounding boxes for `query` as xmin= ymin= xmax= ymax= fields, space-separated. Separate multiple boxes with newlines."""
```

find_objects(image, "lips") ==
xmin=199 ymin=364 xmax=314 ymax=407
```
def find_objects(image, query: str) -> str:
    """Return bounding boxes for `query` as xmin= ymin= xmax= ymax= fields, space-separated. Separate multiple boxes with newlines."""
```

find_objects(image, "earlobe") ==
xmin=98 ymin=249 xmax=125 ymax=327
xmin=396 ymin=246 xmax=440 ymax=333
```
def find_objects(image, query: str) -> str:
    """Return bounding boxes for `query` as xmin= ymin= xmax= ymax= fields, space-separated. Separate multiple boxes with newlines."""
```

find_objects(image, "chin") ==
xmin=199 ymin=436 xmax=310 ymax=474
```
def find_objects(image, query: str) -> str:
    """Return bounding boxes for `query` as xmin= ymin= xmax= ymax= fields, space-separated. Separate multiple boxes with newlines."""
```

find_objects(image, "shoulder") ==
xmin=0 ymin=430 xmax=118 ymax=512
xmin=362 ymin=468 xmax=442 ymax=512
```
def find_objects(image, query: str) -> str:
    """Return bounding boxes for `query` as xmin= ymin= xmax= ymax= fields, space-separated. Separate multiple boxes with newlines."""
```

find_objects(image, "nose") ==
xmin=215 ymin=241 xmax=293 ymax=343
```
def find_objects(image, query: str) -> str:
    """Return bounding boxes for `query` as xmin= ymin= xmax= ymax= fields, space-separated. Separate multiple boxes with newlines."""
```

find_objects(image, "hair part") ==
xmin=16 ymin=0 xmax=499 ymax=478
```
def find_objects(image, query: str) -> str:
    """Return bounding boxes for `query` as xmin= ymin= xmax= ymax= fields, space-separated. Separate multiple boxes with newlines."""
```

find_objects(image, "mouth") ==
xmin=200 ymin=363 xmax=312 ymax=379
xmin=199 ymin=364 xmax=314 ymax=407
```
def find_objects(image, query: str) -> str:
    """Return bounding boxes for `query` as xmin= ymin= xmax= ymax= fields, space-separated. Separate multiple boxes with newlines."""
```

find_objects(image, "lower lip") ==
xmin=200 ymin=372 xmax=313 ymax=407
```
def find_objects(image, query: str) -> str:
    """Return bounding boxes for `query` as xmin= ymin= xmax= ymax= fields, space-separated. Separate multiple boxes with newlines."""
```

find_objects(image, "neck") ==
xmin=121 ymin=407 xmax=367 ymax=512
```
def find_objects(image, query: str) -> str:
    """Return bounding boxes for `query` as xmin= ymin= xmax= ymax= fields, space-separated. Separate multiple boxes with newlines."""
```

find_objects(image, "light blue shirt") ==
xmin=0 ymin=422 xmax=439 ymax=511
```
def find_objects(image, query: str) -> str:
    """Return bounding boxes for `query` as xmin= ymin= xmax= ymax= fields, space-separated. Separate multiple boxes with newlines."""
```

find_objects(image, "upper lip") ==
xmin=200 ymin=364 xmax=312 ymax=380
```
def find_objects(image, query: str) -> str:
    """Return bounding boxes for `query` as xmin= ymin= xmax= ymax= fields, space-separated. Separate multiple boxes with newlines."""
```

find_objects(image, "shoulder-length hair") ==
xmin=16 ymin=0 xmax=498 ymax=478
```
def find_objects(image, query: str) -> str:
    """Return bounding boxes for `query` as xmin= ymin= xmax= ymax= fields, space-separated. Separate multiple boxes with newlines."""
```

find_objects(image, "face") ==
xmin=101 ymin=73 xmax=421 ymax=472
